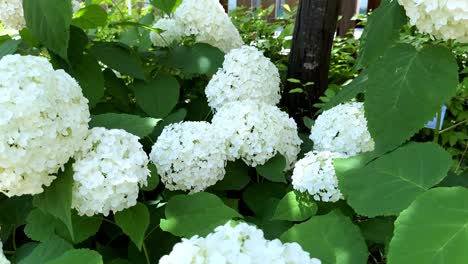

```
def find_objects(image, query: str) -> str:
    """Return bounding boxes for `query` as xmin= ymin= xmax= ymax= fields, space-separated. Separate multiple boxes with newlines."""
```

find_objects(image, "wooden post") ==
xmin=337 ymin=0 xmax=357 ymax=37
xmin=367 ymin=0 xmax=381 ymax=11
xmin=284 ymin=0 xmax=342 ymax=121
xmin=220 ymin=0 xmax=229 ymax=12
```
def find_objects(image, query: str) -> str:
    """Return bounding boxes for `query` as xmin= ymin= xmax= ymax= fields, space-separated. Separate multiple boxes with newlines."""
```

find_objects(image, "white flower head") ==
xmin=72 ymin=128 xmax=150 ymax=216
xmin=150 ymin=122 xmax=228 ymax=193
xmin=205 ymin=46 xmax=281 ymax=110
xmin=0 ymin=55 xmax=90 ymax=197
xmin=212 ymin=101 xmax=302 ymax=168
xmin=292 ymin=151 xmax=348 ymax=203
xmin=160 ymin=221 xmax=322 ymax=264
xmin=0 ymin=0 xmax=83 ymax=31
xmin=398 ymin=0 xmax=468 ymax=43
xmin=0 ymin=0 xmax=25 ymax=30
xmin=0 ymin=237 xmax=9 ymax=264
xmin=150 ymin=18 xmax=184 ymax=47
xmin=173 ymin=0 xmax=244 ymax=52
xmin=310 ymin=102 xmax=374 ymax=156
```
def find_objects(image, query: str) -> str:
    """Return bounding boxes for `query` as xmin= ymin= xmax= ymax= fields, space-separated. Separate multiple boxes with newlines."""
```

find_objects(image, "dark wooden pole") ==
xmin=220 ymin=0 xmax=229 ymax=12
xmin=337 ymin=0 xmax=357 ymax=37
xmin=284 ymin=0 xmax=342 ymax=121
xmin=367 ymin=0 xmax=381 ymax=12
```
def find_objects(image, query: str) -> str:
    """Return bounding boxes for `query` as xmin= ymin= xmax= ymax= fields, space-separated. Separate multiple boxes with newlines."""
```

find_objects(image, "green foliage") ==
xmin=150 ymin=0 xmax=182 ymax=15
xmin=281 ymin=211 xmax=368 ymax=264
xmin=18 ymin=235 xmax=73 ymax=264
xmin=23 ymin=0 xmax=73 ymax=59
xmin=72 ymin=5 xmax=108 ymax=29
xmin=211 ymin=161 xmax=250 ymax=191
xmin=91 ymin=42 xmax=145 ymax=79
xmin=388 ymin=187 xmax=468 ymax=264
xmin=0 ymin=39 xmax=20 ymax=59
xmin=337 ymin=142 xmax=452 ymax=217
xmin=46 ymin=249 xmax=103 ymax=264
xmin=115 ymin=203 xmax=150 ymax=250
xmin=134 ymin=75 xmax=180 ymax=118
xmin=160 ymin=192 xmax=242 ymax=237
xmin=90 ymin=113 xmax=160 ymax=137
xmin=71 ymin=54 xmax=105 ymax=108
xmin=256 ymin=154 xmax=287 ymax=183
xmin=272 ymin=191 xmax=317 ymax=222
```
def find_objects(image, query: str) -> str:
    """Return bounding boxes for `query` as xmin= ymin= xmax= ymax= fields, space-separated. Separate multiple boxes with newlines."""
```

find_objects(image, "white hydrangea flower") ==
xmin=150 ymin=122 xmax=228 ymax=193
xmin=0 ymin=0 xmax=25 ymax=30
xmin=205 ymin=46 xmax=281 ymax=110
xmin=72 ymin=128 xmax=150 ymax=216
xmin=160 ymin=221 xmax=322 ymax=264
xmin=0 ymin=55 xmax=90 ymax=197
xmin=0 ymin=238 xmax=9 ymax=264
xmin=310 ymin=102 xmax=374 ymax=156
xmin=398 ymin=0 xmax=468 ymax=43
xmin=150 ymin=18 xmax=184 ymax=47
xmin=0 ymin=0 xmax=83 ymax=31
xmin=292 ymin=151 xmax=348 ymax=203
xmin=212 ymin=101 xmax=302 ymax=168
xmin=173 ymin=0 xmax=244 ymax=52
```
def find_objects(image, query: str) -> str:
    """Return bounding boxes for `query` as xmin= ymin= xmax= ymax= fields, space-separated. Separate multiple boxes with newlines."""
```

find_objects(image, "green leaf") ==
xmin=288 ymin=88 xmax=304 ymax=94
xmin=18 ymin=235 xmax=73 ymax=264
xmin=359 ymin=217 xmax=394 ymax=245
xmin=90 ymin=113 xmax=160 ymax=138
xmin=287 ymin=78 xmax=302 ymax=84
xmin=162 ymin=43 xmax=225 ymax=75
xmin=211 ymin=161 xmax=250 ymax=191
xmin=134 ymin=75 xmax=180 ymax=118
xmin=0 ymin=196 xmax=33 ymax=236
xmin=141 ymin=164 xmax=160 ymax=191
xmin=366 ymin=44 xmax=459 ymax=153
xmin=256 ymin=154 xmax=286 ymax=183
xmin=114 ymin=203 xmax=150 ymax=250
xmin=281 ymin=211 xmax=368 ymax=264
xmin=357 ymin=0 xmax=406 ymax=68
xmin=72 ymin=5 xmax=108 ymax=29
xmin=272 ymin=191 xmax=317 ymax=222
xmin=320 ymin=71 xmax=368 ymax=112
xmin=46 ymin=249 xmax=103 ymax=264
xmin=0 ymin=39 xmax=20 ymax=59
xmin=71 ymin=54 xmax=105 ymax=108
xmin=25 ymin=209 xmax=56 ymax=242
xmin=23 ymin=0 xmax=72 ymax=59
xmin=337 ymin=142 xmax=452 ymax=217
xmin=91 ymin=42 xmax=145 ymax=79
xmin=55 ymin=212 xmax=102 ymax=244
xmin=19 ymin=28 xmax=40 ymax=47
xmin=151 ymin=108 xmax=187 ymax=140
xmin=150 ymin=0 xmax=182 ymax=14
xmin=388 ymin=187 xmax=468 ymax=264
xmin=243 ymin=182 xmax=286 ymax=218
xmin=33 ymin=163 xmax=74 ymax=241
xmin=160 ymin=192 xmax=241 ymax=237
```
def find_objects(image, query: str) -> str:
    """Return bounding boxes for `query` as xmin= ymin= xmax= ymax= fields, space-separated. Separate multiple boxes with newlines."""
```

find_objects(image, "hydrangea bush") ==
xmin=0 ymin=0 xmax=466 ymax=263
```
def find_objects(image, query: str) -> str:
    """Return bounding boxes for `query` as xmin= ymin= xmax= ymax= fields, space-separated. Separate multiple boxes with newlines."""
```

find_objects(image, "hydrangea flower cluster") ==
xmin=212 ymin=101 xmax=302 ymax=168
xmin=150 ymin=18 xmax=184 ymax=47
xmin=0 ymin=0 xmax=82 ymax=31
xmin=205 ymin=46 xmax=281 ymax=110
xmin=398 ymin=0 xmax=468 ymax=43
xmin=0 ymin=55 xmax=90 ymax=197
xmin=310 ymin=102 xmax=374 ymax=156
xmin=150 ymin=122 xmax=228 ymax=193
xmin=292 ymin=151 xmax=348 ymax=202
xmin=292 ymin=102 xmax=374 ymax=202
xmin=72 ymin=128 xmax=150 ymax=216
xmin=150 ymin=0 xmax=243 ymax=52
xmin=160 ymin=221 xmax=322 ymax=264
xmin=0 ymin=239 xmax=9 ymax=264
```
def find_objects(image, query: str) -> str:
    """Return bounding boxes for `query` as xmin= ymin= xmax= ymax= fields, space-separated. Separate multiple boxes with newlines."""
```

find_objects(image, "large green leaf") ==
xmin=162 ymin=43 xmax=225 ymax=75
xmin=366 ymin=44 xmax=459 ymax=153
xmin=0 ymin=39 xmax=20 ymax=59
xmin=23 ymin=0 xmax=72 ymax=59
xmin=211 ymin=161 xmax=250 ymax=191
xmin=0 ymin=196 xmax=32 ymax=241
xmin=134 ymin=75 xmax=180 ymax=118
xmin=33 ymin=163 xmax=74 ymax=240
xmin=388 ymin=187 xmax=468 ymax=264
xmin=281 ymin=211 xmax=368 ymax=264
xmin=71 ymin=54 xmax=105 ymax=108
xmin=91 ymin=42 xmax=145 ymax=79
xmin=150 ymin=0 xmax=182 ymax=15
xmin=72 ymin=5 xmax=108 ymax=29
xmin=337 ymin=142 xmax=452 ymax=217
xmin=357 ymin=0 xmax=406 ymax=68
xmin=24 ymin=209 xmax=56 ymax=242
xmin=256 ymin=154 xmax=286 ymax=183
xmin=114 ymin=203 xmax=149 ymax=250
xmin=272 ymin=191 xmax=317 ymax=222
xmin=46 ymin=249 xmax=103 ymax=264
xmin=18 ymin=235 xmax=73 ymax=264
xmin=55 ymin=212 xmax=102 ymax=244
xmin=320 ymin=71 xmax=368 ymax=112
xmin=243 ymin=182 xmax=286 ymax=218
xmin=90 ymin=113 xmax=160 ymax=138
xmin=160 ymin=192 xmax=241 ymax=237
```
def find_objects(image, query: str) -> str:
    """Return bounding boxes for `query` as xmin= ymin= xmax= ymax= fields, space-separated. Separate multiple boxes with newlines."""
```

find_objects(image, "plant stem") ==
xmin=3 ymin=250 xmax=15 ymax=255
xmin=433 ymin=108 xmax=443 ymax=144
xmin=456 ymin=143 xmax=467 ymax=173
xmin=439 ymin=119 xmax=468 ymax=134
xmin=142 ymin=242 xmax=151 ymax=264
xmin=12 ymin=226 xmax=16 ymax=251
